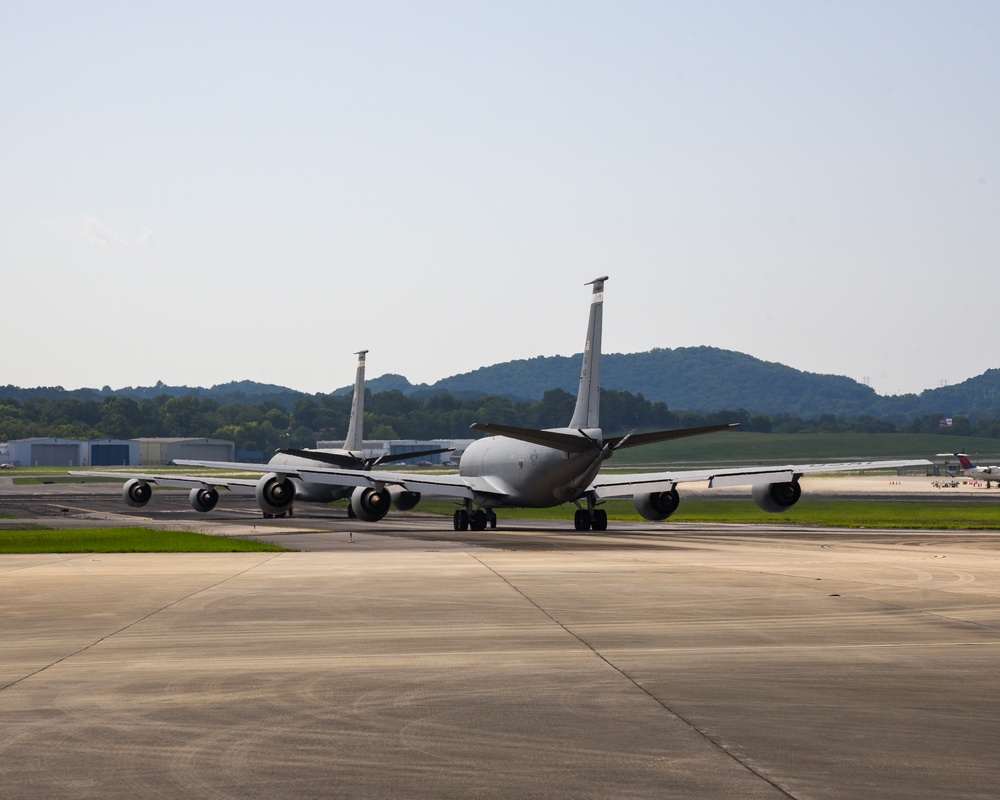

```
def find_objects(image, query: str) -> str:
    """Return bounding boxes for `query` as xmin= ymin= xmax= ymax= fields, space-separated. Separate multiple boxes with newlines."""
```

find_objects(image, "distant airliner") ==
xmin=942 ymin=453 xmax=1000 ymax=487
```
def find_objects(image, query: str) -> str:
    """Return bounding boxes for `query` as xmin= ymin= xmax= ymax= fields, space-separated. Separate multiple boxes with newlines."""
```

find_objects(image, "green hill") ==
xmin=8 ymin=348 xmax=1000 ymax=422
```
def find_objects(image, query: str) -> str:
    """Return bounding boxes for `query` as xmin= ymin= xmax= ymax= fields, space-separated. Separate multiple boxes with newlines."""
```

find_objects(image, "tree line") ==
xmin=0 ymin=389 xmax=990 ymax=457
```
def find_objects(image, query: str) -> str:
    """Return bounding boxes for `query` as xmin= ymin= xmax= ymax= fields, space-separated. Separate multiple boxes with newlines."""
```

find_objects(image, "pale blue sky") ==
xmin=2 ymin=1 xmax=997 ymax=397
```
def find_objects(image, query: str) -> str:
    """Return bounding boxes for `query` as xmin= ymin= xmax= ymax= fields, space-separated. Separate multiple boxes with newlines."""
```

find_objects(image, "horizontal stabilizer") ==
xmin=605 ymin=422 xmax=739 ymax=451
xmin=276 ymin=448 xmax=363 ymax=468
xmin=469 ymin=422 xmax=597 ymax=453
xmin=372 ymin=447 xmax=454 ymax=466
xmin=278 ymin=446 xmax=453 ymax=469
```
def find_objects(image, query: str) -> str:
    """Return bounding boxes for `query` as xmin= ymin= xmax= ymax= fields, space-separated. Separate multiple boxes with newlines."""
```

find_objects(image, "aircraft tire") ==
xmin=453 ymin=510 xmax=469 ymax=531
xmin=471 ymin=510 xmax=488 ymax=531
xmin=593 ymin=509 xmax=608 ymax=531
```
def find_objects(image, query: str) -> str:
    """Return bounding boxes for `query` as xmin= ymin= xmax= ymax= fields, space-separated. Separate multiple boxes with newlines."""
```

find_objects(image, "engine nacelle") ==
xmin=751 ymin=480 xmax=802 ymax=513
xmin=189 ymin=486 xmax=220 ymax=513
xmin=255 ymin=472 xmax=295 ymax=516
xmin=350 ymin=486 xmax=392 ymax=522
xmin=389 ymin=486 xmax=421 ymax=511
xmin=123 ymin=478 xmax=152 ymax=508
xmin=633 ymin=487 xmax=680 ymax=521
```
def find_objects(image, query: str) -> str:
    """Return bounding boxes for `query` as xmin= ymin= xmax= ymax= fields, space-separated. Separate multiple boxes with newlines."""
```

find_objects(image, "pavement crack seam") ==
xmin=845 ymin=594 xmax=1000 ymax=635
xmin=0 ymin=552 xmax=285 ymax=695
xmin=0 ymin=552 xmax=95 ymax=574
xmin=467 ymin=554 xmax=799 ymax=800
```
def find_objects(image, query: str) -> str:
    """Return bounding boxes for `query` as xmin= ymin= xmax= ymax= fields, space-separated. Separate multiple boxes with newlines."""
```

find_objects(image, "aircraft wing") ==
xmin=69 ymin=470 xmax=261 ymax=494
xmin=172 ymin=459 xmax=480 ymax=499
xmin=73 ymin=460 xmax=486 ymax=505
xmin=591 ymin=459 xmax=933 ymax=498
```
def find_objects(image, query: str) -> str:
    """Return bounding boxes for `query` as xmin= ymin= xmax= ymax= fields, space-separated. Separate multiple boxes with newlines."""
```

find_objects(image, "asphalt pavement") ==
xmin=2 ymin=482 xmax=999 ymax=798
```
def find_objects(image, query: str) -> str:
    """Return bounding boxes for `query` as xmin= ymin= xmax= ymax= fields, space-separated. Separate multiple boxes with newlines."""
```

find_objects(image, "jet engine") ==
xmin=350 ymin=486 xmax=392 ymax=522
xmin=751 ymin=480 xmax=801 ymax=513
xmin=633 ymin=487 xmax=680 ymax=521
xmin=189 ymin=487 xmax=220 ymax=513
xmin=255 ymin=472 xmax=295 ymax=516
xmin=123 ymin=478 xmax=152 ymax=508
xmin=389 ymin=486 xmax=421 ymax=511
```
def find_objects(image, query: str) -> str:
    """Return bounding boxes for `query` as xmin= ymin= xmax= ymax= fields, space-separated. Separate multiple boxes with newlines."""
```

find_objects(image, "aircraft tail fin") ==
xmin=343 ymin=350 xmax=368 ymax=452
xmin=955 ymin=453 xmax=976 ymax=470
xmin=569 ymin=277 xmax=608 ymax=429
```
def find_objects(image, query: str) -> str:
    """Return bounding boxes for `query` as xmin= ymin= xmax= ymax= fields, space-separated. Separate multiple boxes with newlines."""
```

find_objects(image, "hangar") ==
xmin=2 ymin=438 xmax=235 ymax=467
xmin=88 ymin=439 xmax=140 ymax=466
xmin=7 ymin=438 xmax=86 ymax=467
xmin=137 ymin=438 xmax=235 ymax=466
xmin=5 ymin=439 xmax=143 ymax=467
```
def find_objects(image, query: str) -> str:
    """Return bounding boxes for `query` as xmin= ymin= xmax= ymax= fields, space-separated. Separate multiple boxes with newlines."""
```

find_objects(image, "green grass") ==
xmin=416 ymin=498 xmax=1000 ymax=530
xmin=651 ymin=499 xmax=1000 ymax=529
xmin=609 ymin=432 xmax=1000 ymax=467
xmin=0 ymin=527 xmax=287 ymax=553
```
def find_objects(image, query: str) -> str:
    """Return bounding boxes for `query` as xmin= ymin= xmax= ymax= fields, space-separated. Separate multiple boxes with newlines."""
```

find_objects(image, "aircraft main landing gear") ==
xmin=574 ymin=495 xmax=608 ymax=531
xmin=454 ymin=506 xmax=497 ymax=531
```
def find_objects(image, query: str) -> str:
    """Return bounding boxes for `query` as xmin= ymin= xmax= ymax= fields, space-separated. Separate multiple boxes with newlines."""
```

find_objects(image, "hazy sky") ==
xmin=2 ymin=1 xmax=997 ymax=397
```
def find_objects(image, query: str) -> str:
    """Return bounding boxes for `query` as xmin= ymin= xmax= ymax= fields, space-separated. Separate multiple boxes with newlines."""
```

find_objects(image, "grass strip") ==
xmin=654 ymin=499 xmax=1000 ymax=529
xmin=0 ymin=527 xmax=286 ymax=553
xmin=417 ymin=499 xmax=1000 ymax=530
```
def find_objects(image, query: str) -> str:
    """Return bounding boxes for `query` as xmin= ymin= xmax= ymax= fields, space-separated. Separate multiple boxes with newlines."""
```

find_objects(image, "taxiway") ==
xmin=2 ymin=482 xmax=999 ymax=798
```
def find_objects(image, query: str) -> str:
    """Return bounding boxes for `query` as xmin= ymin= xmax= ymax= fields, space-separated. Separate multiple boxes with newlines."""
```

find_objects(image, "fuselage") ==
xmin=459 ymin=427 xmax=605 ymax=508
xmin=955 ymin=455 xmax=1000 ymax=479
xmin=267 ymin=450 xmax=359 ymax=502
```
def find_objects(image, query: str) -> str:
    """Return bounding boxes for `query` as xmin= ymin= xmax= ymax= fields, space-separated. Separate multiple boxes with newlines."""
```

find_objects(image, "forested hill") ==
xmin=6 ymin=347 xmax=1000 ymax=420
xmin=424 ymin=348 xmax=877 ymax=418
xmin=362 ymin=347 xmax=1000 ymax=420
xmin=0 ymin=380 xmax=304 ymax=407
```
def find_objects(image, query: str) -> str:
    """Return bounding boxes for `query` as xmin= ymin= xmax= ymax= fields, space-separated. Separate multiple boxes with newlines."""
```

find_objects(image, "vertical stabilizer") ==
xmin=569 ymin=277 xmax=608 ymax=429
xmin=344 ymin=350 xmax=368 ymax=451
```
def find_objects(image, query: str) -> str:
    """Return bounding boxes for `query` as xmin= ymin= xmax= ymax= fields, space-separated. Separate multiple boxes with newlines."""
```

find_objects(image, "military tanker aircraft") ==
xmin=71 ymin=350 xmax=449 ymax=518
xmin=80 ymin=276 xmax=929 ymax=529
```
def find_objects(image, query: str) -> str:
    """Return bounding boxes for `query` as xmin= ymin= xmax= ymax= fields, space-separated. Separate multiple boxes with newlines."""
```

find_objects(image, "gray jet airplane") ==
xmin=72 ymin=350 xmax=449 ymax=518
xmin=147 ymin=276 xmax=929 ymax=529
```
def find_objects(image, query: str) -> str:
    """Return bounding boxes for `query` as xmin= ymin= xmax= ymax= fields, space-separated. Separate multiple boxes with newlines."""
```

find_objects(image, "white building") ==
xmin=7 ymin=438 xmax=87 ymax=467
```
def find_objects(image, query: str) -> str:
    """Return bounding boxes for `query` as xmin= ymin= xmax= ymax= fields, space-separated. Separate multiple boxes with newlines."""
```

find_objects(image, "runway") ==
xmin=2 ymin=484 xmax=1000 ymax=798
